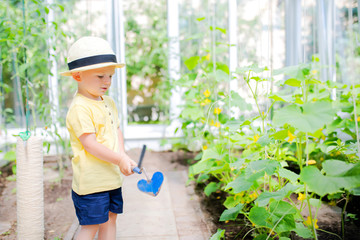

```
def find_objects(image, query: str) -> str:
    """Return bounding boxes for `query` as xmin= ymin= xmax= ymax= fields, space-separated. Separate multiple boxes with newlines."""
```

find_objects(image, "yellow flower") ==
xmin=287 ymin=130 xmax=296 ymax=143
xmin=214 ymin=122 xmax=221 ymax=128
xmin=202 ymin=145 xmax=208 ymax=150
xmin=329 ymin=200 xmax=337 ymax=206
xmin=225 ymin=220 xmax=229 ymax=224
xmin=200 ymin=98 xmax=211 ymax=106
xmin=311 ymin=70 xmax=318 ymax=74
xmin=205 ymin=53 xmax=210 ymax=61
xmin=320 ymin=157 xmax=324 ymax=161
xmin=357 ymin=116 xmax=360 ymax=122
xmin=304 ymin=216 xmax=319 ymax=229
xmin=214 ymin=108 xmax=222 ymax=115
xmin=298 ymin=192 xmax=306 ymax=201
xmin=308 ymin=160 xmax=317 ymax=165
xmin=203 ymin=89 xmax=211 ymax=98
xmin=249 ymin=192 xmax=258 ymax=199
xmin=234 ymin=193 xmax=243 ymax=200
xmin=253 ymin=134 xmax=260 ymax=143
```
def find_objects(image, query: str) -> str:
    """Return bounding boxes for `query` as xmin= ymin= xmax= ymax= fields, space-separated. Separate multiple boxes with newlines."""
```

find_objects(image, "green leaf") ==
xmin=184 ymin=56 xmax=200 ymax=70
xmin=257 ymin=134 xmax=271 ymax=147
xmin=294 ymin=222 xmax=313 ymax=238
xmin=202 ymin=146 xmax=226 ymax=161
xmin=190 ymin=159 xmax=214 ymax=175
xmin=273 ymin=64 xmax=307 ymax=80
xmin=254 ymin=234 xmax=274 ymax=240
xmin=223 ymin=120 xmax=241 ymax=132
xmin=230 ymin=91 xmax=251 ymax=110
xmin=219 ymin=204 xmax=244 ymax=221
xmin=278 ymin=168 xmax=299 ymax=184
xmin=210 ymin=69 xmax=228 ymax=82
xmin=246 ymin=159 xmax=280 ymax=178
xmin=58 ymin=4 xmax=65 ymax=12
xmin=210 ymin=229 xmax=225 ymax=240
xmin=269 ymin=200 xmax=297 ymax=215
xmin=226 ymin=175 xmax=253 ymax=193
xmin=4 ymin=151 xmax=16 ymax=161
xmin=204 ymin=182 xmax=220 ymax=196
xmin=273 ymin=214 xmax=296 ymax=233
xmin=271 ymin=130 xmax=288 ymax=140
xmin=215 ymin=27 xmax=226 ymax=34
xmin=284 ymin=78 xmax=301 ymax=87
xmin=197 ymin=17 xmax=206 ymax=21
xmin=322 ymin=160 xmax=354 ymax=176
xmin=273 ymin=101 xmax=336 ymax=133
xmin=269 ymin=94 xmax=292 ymax=103
xmin=256 ymin=183 xmax=299 ymax=206
xmin=249 ymin=206 xmax=273 ymax=228
xmin=351 ymin=187 xmax=360 ymax=195
xmin=223 ymin=195 xmax=242 ymax=209
xmin=215 ymin=62 xmax=229 ymax=75
xmin=180 ymin=107 xmax=204 ymax=121
xmin=229 ymin=158 xmax=245 ymax=169
xmin=300 ymin=162 xmax=360 ymax=196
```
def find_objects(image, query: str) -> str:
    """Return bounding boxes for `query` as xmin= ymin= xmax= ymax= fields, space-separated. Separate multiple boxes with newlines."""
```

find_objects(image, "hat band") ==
xmin=68 ymin=54 xmax=117 ymax=70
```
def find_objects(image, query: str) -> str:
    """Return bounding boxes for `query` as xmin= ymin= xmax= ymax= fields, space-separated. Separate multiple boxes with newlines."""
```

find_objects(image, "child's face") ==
xmin=75 ymin=66 xmax=116 ymax=100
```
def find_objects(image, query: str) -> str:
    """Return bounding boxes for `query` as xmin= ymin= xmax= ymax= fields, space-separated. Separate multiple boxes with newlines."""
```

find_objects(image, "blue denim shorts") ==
xmin=72 ymin=187 xmax=123 ymax=225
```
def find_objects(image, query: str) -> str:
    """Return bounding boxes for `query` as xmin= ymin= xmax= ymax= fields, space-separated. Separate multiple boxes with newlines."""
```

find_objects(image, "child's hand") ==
xmin=118 ymin=153 xmax=137 ymax=176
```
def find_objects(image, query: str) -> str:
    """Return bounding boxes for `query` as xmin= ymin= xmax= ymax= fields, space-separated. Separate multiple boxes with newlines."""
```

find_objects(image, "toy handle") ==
xmin=132 ymin=166 xmax=141 ymax=174
xmin=132 ymin=145 xmax=147 ymax=174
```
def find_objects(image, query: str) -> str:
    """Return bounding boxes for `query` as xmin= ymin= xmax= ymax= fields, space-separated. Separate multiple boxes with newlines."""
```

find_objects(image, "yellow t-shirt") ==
xmin=66 ymin=93 xmax=123 ymax=195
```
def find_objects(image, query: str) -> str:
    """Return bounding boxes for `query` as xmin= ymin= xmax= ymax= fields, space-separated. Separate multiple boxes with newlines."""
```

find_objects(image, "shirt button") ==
xmin=105 ymin=105 xmax=108 ymax=108
xmin=109 ymin=112 xmax=111 ymax=115
xmin=111 ymin=120 xmax=113 ymax=124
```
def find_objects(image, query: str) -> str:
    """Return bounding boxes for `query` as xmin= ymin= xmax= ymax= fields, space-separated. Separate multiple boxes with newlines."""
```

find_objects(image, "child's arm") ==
xmin=117 ymin=127 xmax=138 ymax=169
xmin=79 ymin=133 xmax=136 ymax=176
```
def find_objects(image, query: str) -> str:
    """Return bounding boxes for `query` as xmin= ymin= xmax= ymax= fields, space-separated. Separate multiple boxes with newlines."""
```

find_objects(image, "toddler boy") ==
xmin=61 ymin=36 xmax=137 ymax=240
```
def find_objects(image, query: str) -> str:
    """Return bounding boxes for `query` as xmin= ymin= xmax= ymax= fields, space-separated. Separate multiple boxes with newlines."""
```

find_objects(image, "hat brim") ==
xmin=60 ymin=62 xmax=125 ymax=76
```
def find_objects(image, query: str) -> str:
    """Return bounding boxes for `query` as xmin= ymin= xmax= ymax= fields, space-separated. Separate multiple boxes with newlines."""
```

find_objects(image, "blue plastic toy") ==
xmin=132 ymin=145 xmax=164 ymax=196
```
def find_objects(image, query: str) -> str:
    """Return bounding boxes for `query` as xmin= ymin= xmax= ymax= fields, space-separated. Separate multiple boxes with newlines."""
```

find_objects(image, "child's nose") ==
xmin=103 ymin=76 xmax=112 ymax=84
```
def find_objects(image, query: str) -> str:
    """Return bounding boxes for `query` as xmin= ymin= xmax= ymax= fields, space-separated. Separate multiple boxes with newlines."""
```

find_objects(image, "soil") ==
xmin=0 ymin=156 xmax=75 ymax=240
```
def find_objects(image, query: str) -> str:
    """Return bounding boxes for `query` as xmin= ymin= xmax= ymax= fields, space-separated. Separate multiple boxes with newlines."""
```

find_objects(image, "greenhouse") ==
xmin=0 ymin=0 xmax=359 ymax=239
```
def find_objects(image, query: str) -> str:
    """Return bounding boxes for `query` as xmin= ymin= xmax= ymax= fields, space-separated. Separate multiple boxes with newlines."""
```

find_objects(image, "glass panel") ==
xmin=123 ymin=0 xmax=169 ymax=124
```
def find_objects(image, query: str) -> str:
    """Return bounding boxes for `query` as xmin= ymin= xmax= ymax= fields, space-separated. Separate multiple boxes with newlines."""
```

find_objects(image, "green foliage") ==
xmin=0 ymin=0 xmax=74 ymax=129
xmin=209 ymin=229 xmax=225 ymax=240
xmin=176 ymin=51 xmax=360 ymax=239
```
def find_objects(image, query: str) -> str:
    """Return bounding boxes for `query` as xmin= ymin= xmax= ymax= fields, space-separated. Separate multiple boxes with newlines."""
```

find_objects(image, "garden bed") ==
xmin=0 ymin=156 xmax=75 ymax=240
xmin=193 ymin=179 xmax=360 ymax=240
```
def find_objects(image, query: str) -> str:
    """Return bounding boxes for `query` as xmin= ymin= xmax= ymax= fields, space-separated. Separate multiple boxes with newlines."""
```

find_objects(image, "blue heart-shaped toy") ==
xmin=137 ymin=171 xmax=164 ymax=196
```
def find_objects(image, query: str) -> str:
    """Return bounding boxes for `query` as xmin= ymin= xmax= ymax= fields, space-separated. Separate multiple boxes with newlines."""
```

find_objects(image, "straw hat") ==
xmin=60 ymin=36 xmax=125 ymax=76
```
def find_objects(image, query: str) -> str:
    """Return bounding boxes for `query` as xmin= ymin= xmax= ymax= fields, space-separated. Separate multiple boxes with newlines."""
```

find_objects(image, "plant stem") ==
xmin=341 ymin=192 xmax=349 ymax=240
xmin=305 ymin=184 xmax=318 ymax=240
xmin=245 ymin=73 xmax=264 ymax=133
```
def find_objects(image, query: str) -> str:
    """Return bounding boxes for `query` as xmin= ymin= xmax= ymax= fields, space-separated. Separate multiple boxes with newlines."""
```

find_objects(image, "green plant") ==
xmin=181 ymin=60 xmax=360 ymax=239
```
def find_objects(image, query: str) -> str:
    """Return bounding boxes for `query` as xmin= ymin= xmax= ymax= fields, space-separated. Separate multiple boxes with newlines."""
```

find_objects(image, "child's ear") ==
xmin=72 ymin=72 xmax=81 ymax=82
